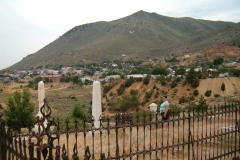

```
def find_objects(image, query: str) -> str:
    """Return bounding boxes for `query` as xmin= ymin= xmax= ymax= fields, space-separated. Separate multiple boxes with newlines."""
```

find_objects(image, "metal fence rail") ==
xmin=0 ymin=100 xmax=239 ymax=160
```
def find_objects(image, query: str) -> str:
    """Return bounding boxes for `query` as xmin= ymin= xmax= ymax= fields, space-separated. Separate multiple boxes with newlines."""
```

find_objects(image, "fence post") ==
xmin=188 ymin=109 xmax=191 ymax=160
xmin=0 ymin=122 xmax=7 ymax=160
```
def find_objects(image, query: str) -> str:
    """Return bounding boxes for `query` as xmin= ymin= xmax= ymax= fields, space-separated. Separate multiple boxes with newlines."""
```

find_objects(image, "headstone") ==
xmin=149 ymin=103 xmax=157 ymax=112
xmin=92 ymin=81 xmax=102 ymax=128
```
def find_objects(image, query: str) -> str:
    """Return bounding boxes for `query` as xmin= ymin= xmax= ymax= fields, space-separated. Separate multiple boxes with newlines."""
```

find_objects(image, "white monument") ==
xmin=32 ymin=81 xmax=45 ymax=133
xmin=37 ymin=81 xmax=45 ymax=118
xmin=92 ymin=81 xmax=102 ymax=128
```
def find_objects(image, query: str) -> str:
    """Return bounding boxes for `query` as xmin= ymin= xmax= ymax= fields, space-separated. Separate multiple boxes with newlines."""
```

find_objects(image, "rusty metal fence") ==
xmin=0 ymin=100 xmax=240 ymax=160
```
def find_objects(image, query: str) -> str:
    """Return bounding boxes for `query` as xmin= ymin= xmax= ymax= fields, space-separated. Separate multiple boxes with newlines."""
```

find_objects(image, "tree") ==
xmin=143 ymin=75 xmax=150 ymax=85
xmin=205 ymin=90 xmax=212 ymax=97
xmin=151 ymin=66 xmax=169 ymax=75
xmin=191 ymin=79 xmax=199 ymax=88
xmin=213 ymin=58 xmax=224 ymax=65
xmin=195 ymin=95 xmax=208 ymax=112
xmin=120 ymin=94 xmax=140 ymax=112
xmin=221 ymin=82 xmax=225 ymax=92
xmin=175 ymin=66 xmax=186 ymax=75
xmin=186 ymin=67 xmax=197 ymax=84
xmin=4 ymin=89 xmax=35 ymax=132
xmin=193 ymin=89 xmax=199 ymax=96
xmin=71 ymin=75 xmax=80 ymax=85
xmin=72 ymin=103 xmax=87 ymax=120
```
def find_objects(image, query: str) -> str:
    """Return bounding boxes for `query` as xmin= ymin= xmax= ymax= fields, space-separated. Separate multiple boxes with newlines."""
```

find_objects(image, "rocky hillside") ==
xmin=0 ymin=77 xmax=239 ymax=117
xmin=6 ymin=10 xmax=239 ymax=70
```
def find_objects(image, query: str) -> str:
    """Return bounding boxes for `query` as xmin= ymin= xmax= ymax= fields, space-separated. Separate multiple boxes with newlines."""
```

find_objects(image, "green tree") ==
xmin=71 ymin=75 xmax=80 ymax=85
xmin=221 ymin=82 xmax=225 ymax=92
xmin=205 ymin=90 xmax=212 ymax=97
xmin=213 ymin=58 xmax=224 ymax=65
xmin=72 ymin=103 xmax=87 ymax=120
xmin=193 ymin=89 xmax=199 ymax=96
xmin=117 ymin=84 xmax=125 ymax=95
xmin=195 ymin=95 xmax=208 ymax=112
xmin=151 ymin=66 xmax=169 ymax=75
xmin=120 ymin=94 xmax=140 ymax=112
xmin=186 ymin=68 xmax=197 ymax=84
xmin=175 ymin=66 xmax=186 ymax=75
xmin=191 ymin=79 xmax=199 ymax=88
xmin=143 ymin=75 xmax=150 ymax=85
xmin=4 ymin=89 xmax=35 ymax=132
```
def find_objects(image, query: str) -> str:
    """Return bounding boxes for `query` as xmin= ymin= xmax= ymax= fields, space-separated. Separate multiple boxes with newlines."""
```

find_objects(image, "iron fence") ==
xmin=0 ymin=99 xmax=240 ymax=160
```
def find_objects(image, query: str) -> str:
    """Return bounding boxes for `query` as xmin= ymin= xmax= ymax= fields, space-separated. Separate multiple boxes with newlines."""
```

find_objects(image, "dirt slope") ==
xmin=197 ymin=77 xmax=240 ymax=98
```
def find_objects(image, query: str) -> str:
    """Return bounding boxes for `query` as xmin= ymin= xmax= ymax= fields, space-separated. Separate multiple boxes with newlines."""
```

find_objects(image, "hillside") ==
xmin=5 ymin=10 xmax=238 ymax=70
xmin=102 ymin=77 xmax=240 ymax=113
xmin=0 ymin=77 xmax=239 ymax=118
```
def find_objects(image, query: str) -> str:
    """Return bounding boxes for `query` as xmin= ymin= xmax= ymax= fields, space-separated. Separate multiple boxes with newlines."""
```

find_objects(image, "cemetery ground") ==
xmin=21 ymin=112 xmax=239 ymax=159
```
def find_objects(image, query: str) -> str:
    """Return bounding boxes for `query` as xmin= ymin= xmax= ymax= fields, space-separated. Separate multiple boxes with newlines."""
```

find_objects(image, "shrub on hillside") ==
xmin=193 ymin=89 xmax=199 ymax=96
xmin=179 ymin=96 xmax=188 ymax=104
xmin=117 ymin=84 xmax=125 ymax=95
xmin=103 ymin=84 xmax=114 ymax=94
xmin=171 ymin=81 xmax=177 ymax=88
xmin=130 ymin=89 xmax=138 ymax=95
xmin=205 ymin=90 xmax=212 ymax=97
xmin=143 ymin=75 xmax=150 ymax=85
xmin=120 ymin=94 xmax=140 ymax=112
xmin=176 ymin=77 xmax=181 ymax=82
xmin=125 ymin=79 xmax=133 ymax=87
xmin=191 ymin=79 xmax=199 ymax=88
xmin=161 ymin=80 xmax=166 ymax=86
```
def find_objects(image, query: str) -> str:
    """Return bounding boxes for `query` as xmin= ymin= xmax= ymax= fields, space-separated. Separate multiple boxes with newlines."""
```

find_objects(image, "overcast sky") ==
xmin=0 ymin=0 xmax=239 ymax=70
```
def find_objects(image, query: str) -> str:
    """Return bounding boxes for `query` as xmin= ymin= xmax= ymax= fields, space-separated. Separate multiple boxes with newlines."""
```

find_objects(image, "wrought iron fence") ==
xmin=0 ymin=99 xmax=240 ymax=160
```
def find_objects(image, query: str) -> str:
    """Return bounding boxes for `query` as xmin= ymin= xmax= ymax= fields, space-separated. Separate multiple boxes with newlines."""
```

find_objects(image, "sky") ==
xmin=0 ymin=0 xmax=240 ymax=70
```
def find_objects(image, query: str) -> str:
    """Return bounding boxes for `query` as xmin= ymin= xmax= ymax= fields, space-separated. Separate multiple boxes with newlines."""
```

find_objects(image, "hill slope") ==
xmin=7 ymin=10 xmax=237 ymax=70
xmin=102 ymin=77 xmax=240 ymax=113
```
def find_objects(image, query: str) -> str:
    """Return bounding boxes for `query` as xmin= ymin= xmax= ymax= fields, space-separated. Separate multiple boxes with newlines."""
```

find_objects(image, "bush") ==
xmin=154 ymin=90 xmax=159 ymax=98
xmin=103 ymin=84 xmax=114 ymax=94
xmin=193 ymin=89 xmax=199 ymax=96
xmin=117 ymin=84 xmax=125 ymax=95
xmin=125 ymin=79 xmax=133 ymax=87
xmin=72 ymin=103 xmax=87 ymax=121
xmin=109 ymin=92 xmax=113 ymax=96
xmin=130 ymin=89 xmax=138 ymax=95
xmin=120 ymin=94 xmax=139 ymax=112
xmin=171 ymin=81 xmax=177 ymax=88
xmin=176 ymin=77 xmax=181 ymax=82
xmin=205 ymin=90 xmax=212 ymax=97
xmin=143 ymin=75 xmax=150 ymax=85
xmin=191 ymin=79 xmax=199 ymax=88
xmin=169 ymin=104 xmax=182 ymax=115
xmin=188 ymin=96 xmax=195 ymax=101
xmin=194 ymin=95 xmax=208 ymax=112
xmin=132 ymin=110 xmax=155 ymax=124
xmin=221 ymin=82 xmax=225 ymax=92
xmin=161 ymin=80 xmax=166 ymax=86
xmin=179 ymin=96 xmax=188 ymax=104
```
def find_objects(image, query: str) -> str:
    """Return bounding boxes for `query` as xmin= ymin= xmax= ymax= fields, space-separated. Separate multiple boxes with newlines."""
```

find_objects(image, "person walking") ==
xmin=160 ymin=95 xmax=169 ymax=129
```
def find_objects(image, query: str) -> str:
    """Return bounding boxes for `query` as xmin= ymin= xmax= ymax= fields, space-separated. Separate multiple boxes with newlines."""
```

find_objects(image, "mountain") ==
xmin=6 ymin=10 xmax=239 ymax=70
